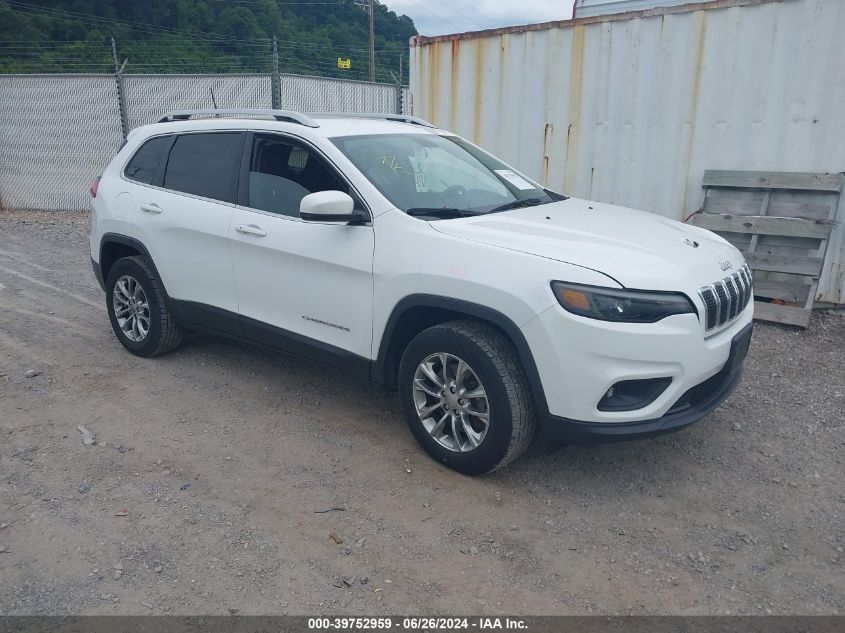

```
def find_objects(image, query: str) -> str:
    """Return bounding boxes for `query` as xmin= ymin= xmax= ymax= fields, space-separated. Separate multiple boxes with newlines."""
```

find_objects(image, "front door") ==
xmin=228 ymin=133 xmax=375 ymax=366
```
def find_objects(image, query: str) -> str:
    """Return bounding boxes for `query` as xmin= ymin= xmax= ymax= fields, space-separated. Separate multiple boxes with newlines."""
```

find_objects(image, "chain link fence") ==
xmin=123 ymin=74 xmax=274 ymax=131
xmin=281 ymin=73 xmax=403 ymax=113
xmin=0 ymin=74 xmax=124 ymax=212
xmin=0 ymin=73 xmax=412 ymax=211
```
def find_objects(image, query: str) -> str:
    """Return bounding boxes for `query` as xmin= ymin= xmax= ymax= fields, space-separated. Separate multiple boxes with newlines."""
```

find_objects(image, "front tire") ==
xmin=105 ymin=255 xmax=182 ymax=357
xmin=398 ymin=320 xmax=536 ymax=475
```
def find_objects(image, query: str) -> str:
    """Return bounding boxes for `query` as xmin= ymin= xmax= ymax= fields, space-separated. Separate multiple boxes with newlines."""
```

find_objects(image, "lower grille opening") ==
xmin=667 ymin=367 xmax=731 ymax=414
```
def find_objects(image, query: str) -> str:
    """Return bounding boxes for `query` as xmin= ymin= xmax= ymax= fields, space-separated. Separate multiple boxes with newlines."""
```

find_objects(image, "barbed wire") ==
xmin=1 ymin=1 xmax=408 ymax=80
xmin=4 ymin=0 xmax=404 ymax=48
xmin=1 ymin=52 xmax=392 ymax=81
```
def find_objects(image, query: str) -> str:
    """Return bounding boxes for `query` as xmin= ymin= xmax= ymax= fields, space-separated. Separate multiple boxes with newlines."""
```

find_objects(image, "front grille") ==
xmin=697 ymin=264 xmax=753 ymax=331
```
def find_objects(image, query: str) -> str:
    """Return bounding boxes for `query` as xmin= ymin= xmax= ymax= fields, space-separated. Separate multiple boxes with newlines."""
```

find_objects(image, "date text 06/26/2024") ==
xmin=307 ymin=617 xmax=528 ymax=630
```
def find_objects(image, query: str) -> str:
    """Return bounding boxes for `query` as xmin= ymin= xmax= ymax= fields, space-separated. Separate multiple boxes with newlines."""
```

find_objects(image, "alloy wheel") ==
xmin=412 ymin=352 xmax=490 ymax=453
xmin=112 ymin=274 xmax=150 ymax=342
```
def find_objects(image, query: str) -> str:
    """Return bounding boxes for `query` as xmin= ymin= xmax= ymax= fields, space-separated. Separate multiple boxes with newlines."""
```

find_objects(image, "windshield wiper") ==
xmin=488 ymin=198 xmax=545 ymax=214
xmin=406 ymin=207 xmax=474 ymax=219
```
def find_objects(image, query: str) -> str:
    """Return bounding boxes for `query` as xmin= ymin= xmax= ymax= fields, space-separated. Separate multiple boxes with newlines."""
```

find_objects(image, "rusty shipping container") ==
xmin=573 ymin=0 xmax=712 ymax=19
xmin=409 ymin=0 xmax=845 ymax=304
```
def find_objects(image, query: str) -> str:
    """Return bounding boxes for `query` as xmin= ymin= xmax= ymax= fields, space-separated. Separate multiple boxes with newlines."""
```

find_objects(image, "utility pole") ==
xmin=356 ymin=0 xmax=376 ymax=81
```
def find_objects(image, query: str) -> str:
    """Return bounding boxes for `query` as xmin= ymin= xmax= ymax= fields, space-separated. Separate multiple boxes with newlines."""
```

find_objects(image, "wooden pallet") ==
xmin=690 ymin=170 xmax=843 ymax=328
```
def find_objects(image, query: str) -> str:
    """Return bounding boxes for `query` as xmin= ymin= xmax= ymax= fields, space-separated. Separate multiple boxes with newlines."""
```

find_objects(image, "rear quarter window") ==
xmin=124 ymin=135 xmax=171 ymax=184
xmin=162 ymin=132 xmax=244 ymax=203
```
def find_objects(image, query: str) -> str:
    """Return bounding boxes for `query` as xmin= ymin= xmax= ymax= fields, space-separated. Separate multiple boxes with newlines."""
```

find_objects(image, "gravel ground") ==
xmin=0 ymin=208 xmax=843 ymax=616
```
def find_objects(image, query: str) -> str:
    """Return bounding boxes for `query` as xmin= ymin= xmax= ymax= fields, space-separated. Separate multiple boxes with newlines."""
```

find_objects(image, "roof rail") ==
xmin=156 ymin=109 xmax=319 ymax=128
xmin=310 ymin=112 xmax=436 ymax=128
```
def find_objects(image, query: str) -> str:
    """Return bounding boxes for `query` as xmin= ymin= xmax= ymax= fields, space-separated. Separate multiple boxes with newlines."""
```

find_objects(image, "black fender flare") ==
xmin=372 ymin=294 xmax=550 ymax=418
xmin=99 ymin=233 xmax=169 ymax=295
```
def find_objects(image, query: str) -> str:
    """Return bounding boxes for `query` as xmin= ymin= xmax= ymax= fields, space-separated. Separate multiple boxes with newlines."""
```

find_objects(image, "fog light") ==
xmin=598 ymin=378 xmax=672 ymax=412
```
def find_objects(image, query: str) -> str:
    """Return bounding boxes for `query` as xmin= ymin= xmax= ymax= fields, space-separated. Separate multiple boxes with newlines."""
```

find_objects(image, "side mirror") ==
xmin=299 ymin=191 xmax=364 ymax=224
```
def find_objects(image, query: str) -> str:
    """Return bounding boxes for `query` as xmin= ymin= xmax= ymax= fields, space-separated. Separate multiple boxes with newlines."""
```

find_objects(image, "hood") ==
xmin=429 ymin=198 xmax=744 ymax=291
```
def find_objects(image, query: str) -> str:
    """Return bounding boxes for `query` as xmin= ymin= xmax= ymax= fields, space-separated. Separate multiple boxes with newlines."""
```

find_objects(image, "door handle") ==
xmin=236 ymin=224 xmax=267 ymax=237
xmin=140 ymin=202 xmax=162 ymax=214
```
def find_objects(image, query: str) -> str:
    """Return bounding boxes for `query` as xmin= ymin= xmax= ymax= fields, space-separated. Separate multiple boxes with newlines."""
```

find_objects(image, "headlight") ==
xmin=551 ymin=281 xmax=695 ymax=323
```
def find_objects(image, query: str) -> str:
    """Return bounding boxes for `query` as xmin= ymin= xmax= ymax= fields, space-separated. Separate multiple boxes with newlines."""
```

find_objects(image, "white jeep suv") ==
xmin=90 ymin=109 xmax=753 ymax=475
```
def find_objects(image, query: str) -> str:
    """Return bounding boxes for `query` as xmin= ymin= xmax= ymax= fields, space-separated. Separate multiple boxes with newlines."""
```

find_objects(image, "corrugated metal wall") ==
xmin=573 ymin=0 xmax=711 ymax=18
xmin=409 ymin=0 xmax=845 ymax=304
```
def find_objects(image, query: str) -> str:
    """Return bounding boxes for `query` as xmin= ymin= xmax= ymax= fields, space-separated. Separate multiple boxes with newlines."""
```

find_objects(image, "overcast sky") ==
xmin=385 ymin=0 xmax=577 ymax=36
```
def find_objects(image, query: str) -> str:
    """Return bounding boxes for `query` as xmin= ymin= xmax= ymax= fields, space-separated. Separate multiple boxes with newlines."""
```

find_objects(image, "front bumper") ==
xmin=540 ymin=348 xmax=745 ymax=444
xmin=521 ymin=299 xmax=753 ymax=439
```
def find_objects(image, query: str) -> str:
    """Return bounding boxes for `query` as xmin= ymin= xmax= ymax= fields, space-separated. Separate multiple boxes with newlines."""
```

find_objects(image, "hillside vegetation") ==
xmin=0 ymin=0 xmax=416 ymax=82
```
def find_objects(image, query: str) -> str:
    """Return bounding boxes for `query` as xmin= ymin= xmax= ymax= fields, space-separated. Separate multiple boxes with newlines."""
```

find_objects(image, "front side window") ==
xmin=163 ymin=132 xmax=243 ymax=203
xmin=124 ymin=135 xmax=171 ymax=185
xmin=246 ymin=134 xmax=350 ymax=218
xmin=331 ymin=133 xmax=563 ymax=218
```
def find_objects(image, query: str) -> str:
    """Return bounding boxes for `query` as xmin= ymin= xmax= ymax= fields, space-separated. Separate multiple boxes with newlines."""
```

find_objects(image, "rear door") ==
xmin=130 ymin=131 xmax=245 ymax=332
xmin=228 ymin=132 xmax=375 ymax=364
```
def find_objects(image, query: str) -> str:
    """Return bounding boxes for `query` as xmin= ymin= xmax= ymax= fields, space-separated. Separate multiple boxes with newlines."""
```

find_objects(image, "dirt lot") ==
xmin=0 ymin=208 xmax=843 ymax=616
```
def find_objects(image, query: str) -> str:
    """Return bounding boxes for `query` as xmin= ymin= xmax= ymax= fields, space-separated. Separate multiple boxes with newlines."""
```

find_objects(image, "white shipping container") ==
xmin=573 ymin=0 xmax=711 ymax=19
xmin=409 ymin=0 xmax=845 ymax=304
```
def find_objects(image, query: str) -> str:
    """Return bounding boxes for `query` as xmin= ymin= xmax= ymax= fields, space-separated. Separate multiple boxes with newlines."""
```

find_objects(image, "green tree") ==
xmin=0 ymin=0 xmax=417 ymax=82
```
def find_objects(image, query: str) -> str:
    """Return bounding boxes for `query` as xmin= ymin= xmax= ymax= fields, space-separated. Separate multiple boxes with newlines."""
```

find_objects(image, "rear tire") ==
xmin=105 ymin=256 xmax=182 ymax=357
xmin=398 ymin=320 xmax=536 ymax=475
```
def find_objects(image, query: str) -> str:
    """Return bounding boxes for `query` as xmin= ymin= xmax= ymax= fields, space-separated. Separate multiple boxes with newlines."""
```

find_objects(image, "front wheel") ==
xmin=398 ymin=321 xmax=536 ymax=475
xmin=105 ymin=255 xmax=182 ymax=357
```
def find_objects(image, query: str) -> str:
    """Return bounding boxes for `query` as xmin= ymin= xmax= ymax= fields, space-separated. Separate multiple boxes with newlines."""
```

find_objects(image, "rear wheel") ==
xmin=105 ymin=256 xmax=182 ymax=357
xmin=398 ymin=320 xmax=536 ymax=475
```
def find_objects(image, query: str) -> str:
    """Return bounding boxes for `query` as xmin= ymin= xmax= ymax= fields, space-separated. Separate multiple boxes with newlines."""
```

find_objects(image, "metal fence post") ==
xmin=397 ymin=53 xmax=404 ymax=113
xmin=110 ymin=37 xmax=129 ymax=141
xmin=271 ymin=36 xmax=281 ymax=109
xmin=390 ymin=55 xmax=404 ymax=114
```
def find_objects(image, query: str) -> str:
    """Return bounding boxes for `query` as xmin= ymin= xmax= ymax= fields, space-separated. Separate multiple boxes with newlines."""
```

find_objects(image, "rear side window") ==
xmin=124 ymin=135 xmax=171 ymax=184
xmin=163 ymin=132 xmax=243 ymax=203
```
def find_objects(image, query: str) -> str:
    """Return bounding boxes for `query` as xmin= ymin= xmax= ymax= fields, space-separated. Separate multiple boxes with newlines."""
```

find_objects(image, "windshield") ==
xmin=331 ymin=133 xmax=563 ymax=218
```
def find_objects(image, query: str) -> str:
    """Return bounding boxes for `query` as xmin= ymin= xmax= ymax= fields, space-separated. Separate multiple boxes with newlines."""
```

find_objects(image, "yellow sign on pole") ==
xmin=337 ymin=58 xmax=351 ymax=70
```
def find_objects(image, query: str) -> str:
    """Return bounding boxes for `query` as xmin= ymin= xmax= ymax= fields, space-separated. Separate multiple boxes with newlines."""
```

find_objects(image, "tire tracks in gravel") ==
xmin=0 ymin=262 xmax=103 ymax=312
xmin=3 ymin=211 xmax=842 ymax=614
xmin=0 ymin=226 xmax=566 ymax=614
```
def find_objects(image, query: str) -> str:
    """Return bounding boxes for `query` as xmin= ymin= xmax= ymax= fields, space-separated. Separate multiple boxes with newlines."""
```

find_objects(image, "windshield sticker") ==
xmin=408 ymin=155 xmax=428 ymax=193
xmin=494 ymin=169 xmax=535 ymax=190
